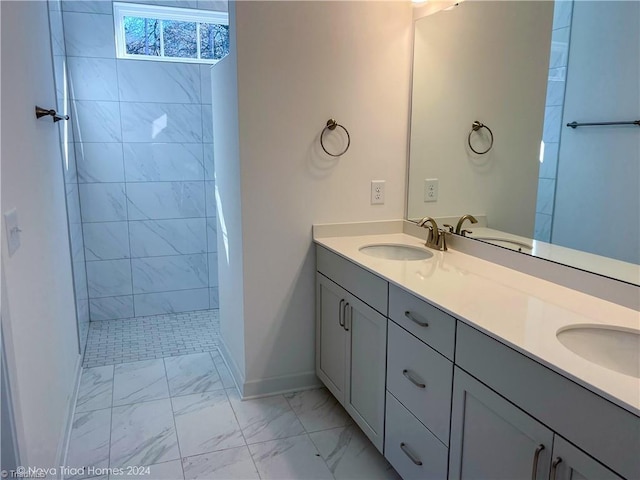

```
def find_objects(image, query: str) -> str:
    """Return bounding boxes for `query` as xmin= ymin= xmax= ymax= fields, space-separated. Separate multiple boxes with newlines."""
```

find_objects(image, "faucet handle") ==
xmin=443 ymin=224 xmax=454 ymax=233
xmin=437 ymin=228 xmax=451 ymax=251
xmin=461 ymin=229 xmax=473 ymax=237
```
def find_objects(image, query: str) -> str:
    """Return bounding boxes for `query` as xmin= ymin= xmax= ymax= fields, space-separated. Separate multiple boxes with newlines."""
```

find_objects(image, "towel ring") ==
xmin=468 ymin=120 xmax=493 ymax=155
xmin=320 ymin=119 xmax=351 ymax=157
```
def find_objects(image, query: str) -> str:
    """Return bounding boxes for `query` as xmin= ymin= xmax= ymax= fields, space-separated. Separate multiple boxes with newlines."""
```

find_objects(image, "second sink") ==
xmin=359 ymin=244 xmax=434 ymax=261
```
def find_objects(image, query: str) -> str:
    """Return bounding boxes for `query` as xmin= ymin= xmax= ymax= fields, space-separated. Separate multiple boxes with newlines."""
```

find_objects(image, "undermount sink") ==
xmin=359 ymin=243 xmax=434 ymax=261
xmin=557 ymin=325 xmax=640 ymax=378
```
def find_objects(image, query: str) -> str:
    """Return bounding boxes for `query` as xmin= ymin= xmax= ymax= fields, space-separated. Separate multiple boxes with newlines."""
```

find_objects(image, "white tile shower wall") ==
xmin=62 ymin=1 xmax=219 ymax=320
xmin=535 ymin=0 xmax=573 ymax=242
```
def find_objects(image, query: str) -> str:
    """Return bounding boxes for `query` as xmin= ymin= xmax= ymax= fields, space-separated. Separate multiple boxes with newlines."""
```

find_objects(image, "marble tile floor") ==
xmin=66 ymin=351 xmax=400 ymax=480
xmin=83 ymin=310 xmax=220 ymax=368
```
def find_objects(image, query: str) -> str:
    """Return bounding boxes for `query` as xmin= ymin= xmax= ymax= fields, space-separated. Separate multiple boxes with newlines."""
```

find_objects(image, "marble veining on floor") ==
xmin=83 ymin=310 xmax=219 ymax=368
xmin=66 ymin=352 xmax=399 ymax=480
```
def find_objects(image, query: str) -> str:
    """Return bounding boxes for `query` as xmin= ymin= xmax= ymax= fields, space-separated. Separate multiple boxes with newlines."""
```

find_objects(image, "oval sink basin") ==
xmin=557 ymin=325 xmax=640 ymax=378
xmin=473 ymin=236 xmax=533 ymax=251
xmin=359 ymin=244 xmax=433 ymax=261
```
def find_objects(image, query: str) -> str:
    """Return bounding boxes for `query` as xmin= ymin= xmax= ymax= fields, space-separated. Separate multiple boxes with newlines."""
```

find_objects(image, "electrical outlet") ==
xmin=424 ymin=178 xmax=439 ymax=202
xmin=371 ymin=180 xmax=385 ymax=205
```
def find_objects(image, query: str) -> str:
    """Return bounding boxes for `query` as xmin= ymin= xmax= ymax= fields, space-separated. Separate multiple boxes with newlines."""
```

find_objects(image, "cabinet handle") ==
xmin=550 ymin=457 xmax=562 ymax=480
xmin=338 ymin=299 xmax=345 ymax=328
xmin=400 ymin=442 xmax=423 ymax=466
xmin=402 ymin=369 xmax=426 ymax=388
xmin=531 ymin=444 xmax=545 ymax=480
xmin=344 ymin=303 xmax=350 ymax=331
xmin=404 ymin=311 xmax=428 ymax=327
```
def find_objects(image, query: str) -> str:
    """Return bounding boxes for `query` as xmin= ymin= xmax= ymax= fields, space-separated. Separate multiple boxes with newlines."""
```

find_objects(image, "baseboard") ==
xmin=55 ymin=354 xmax=82 ymax=479
xmin=241 ymin=371 xmax=321 ymax=400
xmin=217 ymin=337 xmax=244 ymax=397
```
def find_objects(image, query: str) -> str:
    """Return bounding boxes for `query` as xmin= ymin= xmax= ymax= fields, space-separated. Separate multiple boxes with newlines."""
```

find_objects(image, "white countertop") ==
xmin=313 ymin=227 xmax=640 ymax=416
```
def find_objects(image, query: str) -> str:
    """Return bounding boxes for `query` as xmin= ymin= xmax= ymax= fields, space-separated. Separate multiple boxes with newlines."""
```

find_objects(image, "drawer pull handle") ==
xmin=404 ymin=311 xmax=428 ymax=327
xmin=344 ymin=303 xmax=350 ymax=331
xmin=400 ymin=442 xmax=423 ymax=466
xmin=338 ymin=299 xmax=345 ymax=328
xmin=550 ymin=457 xmax=562 ymax=480
xmin=531 ymin=444 xmax=545 ymax=480
xmin=402 ymin=369 xmax=426 ymax=389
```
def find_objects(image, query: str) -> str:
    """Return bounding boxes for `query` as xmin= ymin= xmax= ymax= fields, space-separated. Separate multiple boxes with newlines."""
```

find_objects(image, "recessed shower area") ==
xmin=49 ymin=0 xmax=228 ymax=366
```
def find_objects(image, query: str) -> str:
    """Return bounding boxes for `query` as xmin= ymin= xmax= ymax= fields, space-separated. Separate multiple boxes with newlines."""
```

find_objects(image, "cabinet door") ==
xmin=550 ymin=436 xmax=624 ymax=480
xmin=449 ymin=368 xmax=554 ymax=480
xmin=316 ymin=274 xmax=348 ymax=403
xmin=344 ymin=293 xmax=387 ymax=453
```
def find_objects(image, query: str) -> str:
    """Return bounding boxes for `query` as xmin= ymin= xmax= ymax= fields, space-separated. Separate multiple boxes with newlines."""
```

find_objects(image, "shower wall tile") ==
xmin=542 ymin=106 xmax=562 ymax=143
xmin=202 ymin=105 xmax=213 ymax=144
xmin=126 ymin=182 xmax=205 ymax=220
xmin=535 ymin=178 xmax=556 ymax=216
xmin=209 ymin=287 xmax=219 ymax=309
xmin=197 ymin=0 xmax=228 ymax=12
xmin=84 ymin=222 xmax=130 ymax=261
xmin=49 ymin=8 xmax=66 ymax=56
xmin=79 ymin=183 xmax=127 ymax=222
xmin=204 ymin=144 xmax=214 ymax=180
xmin=66 ymin=183 xmax=82 ymax=225
xmin=548 ymin=67 xmax=566 ymax=82
xmin=139 ymin=0 xmax=198 ymax=8
xmin=553 ymin=1 xmax=573 ymax=31
xmin=69 ymin=222 xmax=85 ymax=262
xmin=72 ymin=100 xmax=122 ymax=143
xmin=63 ymin=11 xmax=115 ymax=58
xmin=540 ymin=142 xmax=559 ymax=179
xmin=90 ymin=295 xmax=135 ymax=321
xmin=120 ymin=103 xmax=203 ymax=143
xmin=76 ymin=142 xmax=125 ymax=183
xmin=134 ymin=288 xmax=209 ymax=317
xmin=129 ymin=219 xmax=207 ymax=258
xmin=200 ymin=65 xmax=212 ymax=104
xmin=534 ymin=213 xmax=552 ymax=243
xmin=67 ymin=57 xmax=119 ymax=101
xmin=208 ymin=254 xmax=218 ymax=287
xmin=117 ymin=60 xmax=201 ymax=104
xmin=132 ymin=254 xmax=208 ymax=294
xmin=206 ymin=218 xmax=217 ymax=252
xmin=123 ymin=143 xmax=204 ymax=182
xmin=86 ymin=259 xmax=133 ymax=298
xmin=62 ymin=0 xmax=113 ymax=15
xmin=545 ymin=79 xmax=566 ymax=107
xmin=549 ymin=27 xmax=570 ymax=69
xmin=63 ymin=143 xmax=78 ymax=184
xmin=74 ymin=259 xmax=89 ymax=301
xmin=205 ymin=181 xmax=216 ymax=217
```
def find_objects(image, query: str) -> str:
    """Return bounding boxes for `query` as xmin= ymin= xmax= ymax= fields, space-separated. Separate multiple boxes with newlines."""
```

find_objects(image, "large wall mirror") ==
xmin=407 ymin=0 xmax=639 ymax=286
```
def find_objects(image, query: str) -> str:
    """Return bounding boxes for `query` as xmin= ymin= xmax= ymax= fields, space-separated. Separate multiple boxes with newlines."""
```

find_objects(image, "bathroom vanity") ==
xmin=314 ymin=223 xmax=639 ymax=480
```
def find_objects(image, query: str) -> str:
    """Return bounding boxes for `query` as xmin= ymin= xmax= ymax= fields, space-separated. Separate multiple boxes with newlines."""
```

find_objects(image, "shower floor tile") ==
xmin=83 ymin=309 xmax=219 ymax=368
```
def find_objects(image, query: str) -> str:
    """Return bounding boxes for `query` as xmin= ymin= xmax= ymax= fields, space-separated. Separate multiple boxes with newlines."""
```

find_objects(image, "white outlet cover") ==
xmin=371 ymin=180 xmax=385 ymax=205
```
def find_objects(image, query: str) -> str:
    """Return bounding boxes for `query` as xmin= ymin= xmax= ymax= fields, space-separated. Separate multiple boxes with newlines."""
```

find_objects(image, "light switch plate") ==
xmin=4 ymin=208 xmax=21 ymax=256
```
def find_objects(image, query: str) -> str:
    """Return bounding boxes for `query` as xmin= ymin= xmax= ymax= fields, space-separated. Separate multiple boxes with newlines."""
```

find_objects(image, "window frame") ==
xmin=113 ymin=2 xmax=229 ymax=64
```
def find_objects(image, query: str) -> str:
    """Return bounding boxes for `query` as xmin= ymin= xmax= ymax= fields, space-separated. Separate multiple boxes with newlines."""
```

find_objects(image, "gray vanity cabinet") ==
xmin=315 ymin=247 xmax=388 ymax=452
xmin=449 ymin=368 xmax=554 ymax=480
xmin=550 ymin=436 xmax=625 ymax=480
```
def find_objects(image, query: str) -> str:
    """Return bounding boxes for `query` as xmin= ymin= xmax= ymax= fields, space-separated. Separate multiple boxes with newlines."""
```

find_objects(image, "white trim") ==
xmin=217 ymin=337 xmax=244 ymax=397
xmin=113 ymin=2 xmax=228 ymax=64
xmin=241 ymin=372 xmax=322 ymax=400
xmin=56 ymin=355 xmax=83 ymax=480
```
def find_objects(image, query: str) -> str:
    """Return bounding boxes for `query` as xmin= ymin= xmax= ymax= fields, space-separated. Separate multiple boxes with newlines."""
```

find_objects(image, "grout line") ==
xmin=165 ymin=359 xmax=187 ymax=480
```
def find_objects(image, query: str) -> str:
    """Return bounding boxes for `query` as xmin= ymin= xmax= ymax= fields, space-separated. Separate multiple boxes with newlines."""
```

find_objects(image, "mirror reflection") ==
xmin=407 ymin=0 xmax=639 ymax=285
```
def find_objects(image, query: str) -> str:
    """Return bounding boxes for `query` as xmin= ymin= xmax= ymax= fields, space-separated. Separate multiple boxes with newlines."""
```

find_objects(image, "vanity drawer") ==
xmin=388 ymin=284 xmax=456 ymax=360
xmin=385 ymin=391 xmax=449 ymax=480
xmin=387 ymin=320 xmax=453 ymax=445
xmin=316 ymin=245 xmax=388 ymax=315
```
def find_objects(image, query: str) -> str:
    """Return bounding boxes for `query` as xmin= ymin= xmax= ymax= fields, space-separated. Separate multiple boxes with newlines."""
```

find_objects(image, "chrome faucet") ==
xmin=455 ymin=214 xmax=478 ymax=235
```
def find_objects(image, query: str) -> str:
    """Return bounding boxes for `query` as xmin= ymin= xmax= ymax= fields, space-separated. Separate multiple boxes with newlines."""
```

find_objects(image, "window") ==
xmin=113 ymin=2 xmax=229 ymax=64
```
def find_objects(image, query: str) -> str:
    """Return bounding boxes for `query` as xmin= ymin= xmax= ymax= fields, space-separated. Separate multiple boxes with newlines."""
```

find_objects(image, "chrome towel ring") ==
xmin=468 ymin=120 xmax=493 ymax=155
xmin=320 ymin=118 xmax=351 ymax=157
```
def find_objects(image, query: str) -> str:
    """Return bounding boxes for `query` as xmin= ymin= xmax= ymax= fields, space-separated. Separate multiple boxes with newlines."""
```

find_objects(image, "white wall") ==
xmin=214 ymin=0 xmax=412 ymax=395
xmin=552 ymin=1 xmax=639 ymax=264
xmin=406 ymin=1 xmax=553 ymax=237
xmin=211 ymin=0 xmax=246 ymax=383
xmin=1 ymin=0 xmax=80 ymax=467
